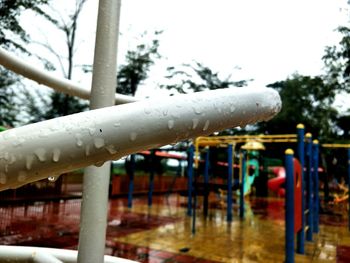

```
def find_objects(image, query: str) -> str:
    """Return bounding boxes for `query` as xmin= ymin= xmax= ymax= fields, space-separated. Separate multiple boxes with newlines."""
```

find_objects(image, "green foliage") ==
xmin=34 ymin=0 xmax=88 ymax=119
xmin=162 ymin=62 xmax=251 ymax=94
xmin=257 ymin=74 xmax=338 ymax=140
xmin=0 ymin=68 xmax=20 ymax=126
xmin=0 ymin=0 xmax=49 ymax=51
xmin=323 ymin=26 xmax=350 ymax=91
xmin=21 ymin=89 xmax=48 ymax=124
xmin=44 ymin=92 xmax=87 ymax=119
xmin=0 ymin=0 xmax=51 ymax=126
xmin=117 ymin=31 xmax=162 ymax=96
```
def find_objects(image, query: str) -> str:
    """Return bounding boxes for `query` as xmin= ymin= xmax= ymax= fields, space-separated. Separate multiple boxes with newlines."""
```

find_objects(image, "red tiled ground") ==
xmin=0 ymin=194 xmax=348 ymax=262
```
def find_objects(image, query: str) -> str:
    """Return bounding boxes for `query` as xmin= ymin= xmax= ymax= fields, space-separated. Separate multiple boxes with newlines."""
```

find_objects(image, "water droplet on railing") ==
xmin=106 ymin=145 xmax=117 ymax=155
xmin=144 ymin=107 xmax=151 ymax=114
xmin=129 ymin=132 xmax=137 ymax=141
xmin=26 ymin=155 xmax=34 ymax=170
xmin=34 ymin=148 xmax=46 ymax=162
xmin=85 ymin=145 xmax=90 ymax=156
xmin=76 ymin=139 xmax=83 ymax=147
xmin=203 ymin=120 xmax=210 ymax=131
xmin=94 ymin=138 xmax=105 ymax=149
xmin=18 ymin=171 xmax=27 ymax=182
xmin=88 ymin=127 xmax=96 ymax=136
xmin=94 ymin=161 xmax=105 ymax=167
xmin=192 ymin=119 xmax=199 ymax=130
xmin=52 ymin=149 xmax=61 ymax=162
xmin=168 ymin=120 xmax=175 ymax=130
xmin=48 ymin=176 xmax=57 ymax=182
xmin=193 ymin=106 xmax=202 ymax=115
xmin=0 ymin=173 xmax=6 ymax=184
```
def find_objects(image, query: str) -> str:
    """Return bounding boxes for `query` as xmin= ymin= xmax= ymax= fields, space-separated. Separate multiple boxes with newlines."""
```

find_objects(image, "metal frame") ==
xmin=0 ymin=246 xmax=135 ymax=263
xmin=0 ymin=0 xmax=282 ymax=261
xmin=0 ymin=46 xmax=136 ymax=105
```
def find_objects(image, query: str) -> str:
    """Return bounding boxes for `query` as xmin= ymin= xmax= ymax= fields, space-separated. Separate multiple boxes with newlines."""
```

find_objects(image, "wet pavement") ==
xmin=0 ymin=194 xmax=349 ymax=262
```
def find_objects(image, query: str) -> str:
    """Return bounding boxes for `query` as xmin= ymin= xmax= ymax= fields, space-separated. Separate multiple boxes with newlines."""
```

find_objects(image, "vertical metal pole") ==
xmin=148 ymin=150 xmax=155 ymax=207
xmin=227 ymin=144 xmax=233 ymax=222
xmin=192 ymin=172 xmax=197 ymax=235
xmin=296 ymin=124 xmax=305 ymax=254
xmin=240 ymin=151 xmax=246 ymax=218
xmin=187 ymin=145 xmax=194 ymax=216
xmin=285 ymin=149 xmax=295 ymax=263
xmin=203 ymin=148 xmax=210 ymax=217
xmin=127 ymin=154 xmax=135 ymax=208
xmin=305 ymin=133 xmax=313 ymax=241
xmin=312 ymin=140 xmax=319 ymax=233
xmin=348 ymin=148 xmax=350 ymax=231
xmin=77 ymin=1 xmax=121 ymax=262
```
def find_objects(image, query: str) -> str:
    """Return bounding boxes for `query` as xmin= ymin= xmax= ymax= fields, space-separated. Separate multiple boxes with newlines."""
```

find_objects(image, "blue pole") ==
xmin=192 ymin=172 xmax=197 ymax=235
xmin=203 ymin=148 xmax=210 ymax=217
xmin=285 ymin=149 xmax=295 ymax=263
xmin=305 ymin=133 xmax=313 ymax=241
xmin=240 ymin=151 xmax=246 ymax=218
xmin=296 ymin=124 xmax=305 ymax=254
xmin=148 ymin=150 xmax=155 ymax=207
xmin=187 ymin=145 xmax=194 ymax=216
xmin=127 ymin=154 xmax=135 ymax=208
xmin=227 ymin=144 xmax=233 ymax=222
xmin=348 ymin=148 xmax=350 ymax=231
xmin=312 ymin=140 xmax=319 ymax=233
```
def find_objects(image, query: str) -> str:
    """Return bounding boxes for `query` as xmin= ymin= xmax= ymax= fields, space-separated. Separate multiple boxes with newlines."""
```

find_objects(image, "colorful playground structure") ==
xmin=1 ymin=0 xmax=350 ymax=262
xmin=0 ymin=0 xmax=282 ymax=261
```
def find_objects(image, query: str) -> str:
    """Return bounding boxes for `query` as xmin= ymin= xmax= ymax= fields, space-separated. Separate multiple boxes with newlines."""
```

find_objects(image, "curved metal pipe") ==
xmin=0 ymin=246 xmax=135 ymax=263
xmin=0 ymin=46 xmax=137 ymax=105
xmin=0 ymin=87 xmax=281 ymax=191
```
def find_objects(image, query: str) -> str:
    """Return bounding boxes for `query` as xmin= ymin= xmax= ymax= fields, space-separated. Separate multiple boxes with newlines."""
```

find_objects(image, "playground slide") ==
xmin=267 ymin=166 xmax=286 ymax=197
xmin=241 ymin=159 xmax=260 ymax=196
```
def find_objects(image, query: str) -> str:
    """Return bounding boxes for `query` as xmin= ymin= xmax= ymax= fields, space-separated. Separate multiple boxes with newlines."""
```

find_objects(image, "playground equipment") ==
xmin=195 ymin=134 xmax=298 ymax=197
xmin=125 ymin=149 xmax=187 ymax=208
xmin=322 ymin=143 xmax=350 ymax=230
xmin=284 ymin=125 xmax=321 ymax=263
xmin=0 ymin=0 xmax=282 ymax=261
xmin=187 ymin=143 xmax=245 ymax=227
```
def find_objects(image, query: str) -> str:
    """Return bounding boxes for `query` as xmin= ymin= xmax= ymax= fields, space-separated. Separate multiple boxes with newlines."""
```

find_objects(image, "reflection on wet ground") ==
xmin=0 ymin=194 xmax=349 ymax=262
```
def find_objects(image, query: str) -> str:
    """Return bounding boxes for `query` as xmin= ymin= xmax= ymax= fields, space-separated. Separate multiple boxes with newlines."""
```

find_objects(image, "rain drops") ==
xmin=167 ymin=120 xmax=175 ymax=130
xmin=129 ymin=132 xmax=137 ymax=141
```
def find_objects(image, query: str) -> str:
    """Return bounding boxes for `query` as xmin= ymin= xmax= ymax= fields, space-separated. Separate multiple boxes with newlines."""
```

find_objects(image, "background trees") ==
xmin=162 ymin=62 xmax=250 ymax=95
xmin=116 ymin=31 xmax=162 ymax=96
xmin=0 ymin=0 xmax=50 ymax=127
xmin=0 ymin=0 xmax=349 ymax=143
xmin=31 ymin=0 xmax=88 ymax=120
xmin=256 ymin=75 xmax=339 ymax=140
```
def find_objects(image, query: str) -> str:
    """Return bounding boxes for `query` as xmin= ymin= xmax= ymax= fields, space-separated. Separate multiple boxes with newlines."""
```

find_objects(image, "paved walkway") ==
xmin=0 ymin=194 xmax=349 ymax=262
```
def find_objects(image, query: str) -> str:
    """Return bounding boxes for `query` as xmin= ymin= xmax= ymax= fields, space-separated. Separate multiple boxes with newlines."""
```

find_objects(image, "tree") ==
xmin=0 ymin=0 xmax=50 ymax=126
xmin=116 ymin=31 xmax=162 ymax=96
xmin=162 ymin=62 xmax=251 ymax=94
xmin=0 ymin=0 xmax=49 ymax=51
xmin=322 ymin=25 xmax=350 ymax=139
xmin=26 ymin=0 xmax=88 ymax=120
xmin=0 ymin=69 xmax=20 ymax=127
xmin=256 ymin=74 xmax=338 ymax=140
xmin=323 ymin=26 xmax=350 ymax=92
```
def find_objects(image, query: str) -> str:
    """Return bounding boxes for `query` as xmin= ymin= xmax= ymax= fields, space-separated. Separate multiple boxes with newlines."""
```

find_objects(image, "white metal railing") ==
xmin=0 ymin=0 xmax=282 ymax=262
xmin=0 ymin=86 xmax=280 ymax=191
xmin=0 ymin=46 xmax=136 ymax=105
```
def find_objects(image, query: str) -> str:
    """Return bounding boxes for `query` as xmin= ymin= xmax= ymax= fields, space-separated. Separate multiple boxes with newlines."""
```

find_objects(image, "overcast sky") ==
xmin=23 ymin=0 xmax=350 ymax=108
